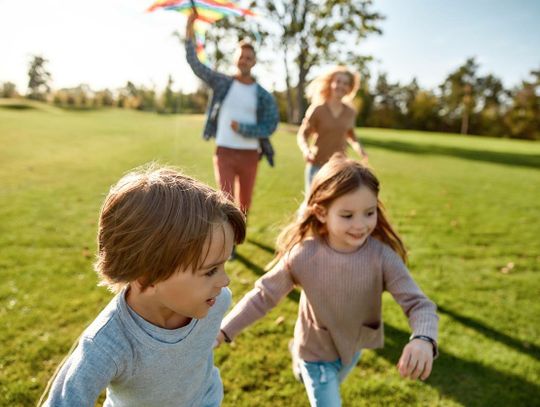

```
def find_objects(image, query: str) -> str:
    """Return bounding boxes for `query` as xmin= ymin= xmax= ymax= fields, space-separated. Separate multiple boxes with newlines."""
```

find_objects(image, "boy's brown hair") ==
xmin=94 ymin=165 xmax=245 ymax=292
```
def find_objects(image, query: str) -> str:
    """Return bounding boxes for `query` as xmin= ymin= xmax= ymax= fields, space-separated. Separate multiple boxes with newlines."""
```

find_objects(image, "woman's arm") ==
xmin=346 ymin=129 xmax=368 ymax=162
xmin=297 ymin=105 xmax=318 ymax=163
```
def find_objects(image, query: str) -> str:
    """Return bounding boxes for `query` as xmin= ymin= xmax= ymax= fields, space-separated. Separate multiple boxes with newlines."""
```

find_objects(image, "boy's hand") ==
xmin=397 ymin=339 xmax=433 ymax=380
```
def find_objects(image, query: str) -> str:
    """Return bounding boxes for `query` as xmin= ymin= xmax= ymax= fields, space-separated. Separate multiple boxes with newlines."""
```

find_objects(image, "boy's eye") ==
xmin=205 ymin=267 xmax=218 ymax=277
xmin=340 ymin=214 xmax=352 ymax=219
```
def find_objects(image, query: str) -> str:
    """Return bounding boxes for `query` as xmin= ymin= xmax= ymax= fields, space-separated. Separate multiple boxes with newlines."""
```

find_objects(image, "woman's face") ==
xmin=330 ymin=73 xmax=352 ymax=100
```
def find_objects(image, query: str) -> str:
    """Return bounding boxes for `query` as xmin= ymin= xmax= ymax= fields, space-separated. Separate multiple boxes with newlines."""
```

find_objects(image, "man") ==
xmin=185 ymin=14 xmax=279 ymax=243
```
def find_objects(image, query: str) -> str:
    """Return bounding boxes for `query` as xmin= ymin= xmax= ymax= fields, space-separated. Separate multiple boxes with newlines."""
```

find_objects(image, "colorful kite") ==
xmin=147 ymin=0 xmax=256 ymax=63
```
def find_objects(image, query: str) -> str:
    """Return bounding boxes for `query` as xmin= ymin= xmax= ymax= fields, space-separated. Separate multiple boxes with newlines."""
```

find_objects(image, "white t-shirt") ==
xmin=216 ymin=80 xmax=259 ymax=150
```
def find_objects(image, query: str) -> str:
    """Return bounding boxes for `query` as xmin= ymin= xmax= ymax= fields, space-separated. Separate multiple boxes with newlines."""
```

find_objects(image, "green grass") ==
xmin=1 ymin=101 xmax=539 ymax=406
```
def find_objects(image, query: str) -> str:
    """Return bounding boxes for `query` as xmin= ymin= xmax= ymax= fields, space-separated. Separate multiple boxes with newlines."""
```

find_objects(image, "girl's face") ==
xmin=316 ymin=186 xmax=378 ymax=253
xmin=330 ymin=72 xmax=352 ymax=100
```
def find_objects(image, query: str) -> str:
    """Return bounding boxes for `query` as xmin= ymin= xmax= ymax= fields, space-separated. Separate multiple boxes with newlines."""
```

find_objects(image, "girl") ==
xmin=297 ymin=66 xmax=368 ymax=194
xmin=216 ymin=154 xmax=438 ymax=406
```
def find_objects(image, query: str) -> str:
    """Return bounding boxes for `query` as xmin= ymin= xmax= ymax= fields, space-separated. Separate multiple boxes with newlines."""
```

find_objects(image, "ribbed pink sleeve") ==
xmin=221 ymin=259 xmax=296 ymax=339
xmin=381 ymin=245 xmax=439 ymax=340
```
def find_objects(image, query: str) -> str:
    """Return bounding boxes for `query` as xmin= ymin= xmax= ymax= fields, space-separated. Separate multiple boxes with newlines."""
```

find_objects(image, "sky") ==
xmin=0 ymin=0 xmax=539 ymax=95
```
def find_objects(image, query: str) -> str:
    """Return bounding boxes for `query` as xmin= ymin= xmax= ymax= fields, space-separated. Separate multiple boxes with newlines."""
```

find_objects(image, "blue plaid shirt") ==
xmin=185 ymin=39 xmax=279 ymax=165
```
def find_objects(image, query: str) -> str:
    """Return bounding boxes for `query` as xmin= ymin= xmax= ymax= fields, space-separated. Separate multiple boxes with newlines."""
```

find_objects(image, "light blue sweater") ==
xmin=44 ymin=287 xmax=232 ymax=406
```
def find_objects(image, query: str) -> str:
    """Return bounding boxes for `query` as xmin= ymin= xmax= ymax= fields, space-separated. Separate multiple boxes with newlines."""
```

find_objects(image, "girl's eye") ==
xmin=367 ymin=211 xmax=375 ymax=216
xmin=205 ymin=268 xmax=218 ymax=277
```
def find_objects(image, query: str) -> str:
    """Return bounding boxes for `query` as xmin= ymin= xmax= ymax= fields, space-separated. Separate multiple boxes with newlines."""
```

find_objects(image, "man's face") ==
xmin=234 ymin=46 xmax=256 ymax=76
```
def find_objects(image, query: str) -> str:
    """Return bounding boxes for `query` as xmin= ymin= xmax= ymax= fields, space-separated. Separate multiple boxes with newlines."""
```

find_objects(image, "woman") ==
xmin=297 ymin=66 xmax=368 ymax=193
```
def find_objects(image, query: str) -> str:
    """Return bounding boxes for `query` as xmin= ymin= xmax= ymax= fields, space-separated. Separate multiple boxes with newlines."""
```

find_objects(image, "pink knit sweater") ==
xmin=221 ymin=237 xmax=439 ymax=365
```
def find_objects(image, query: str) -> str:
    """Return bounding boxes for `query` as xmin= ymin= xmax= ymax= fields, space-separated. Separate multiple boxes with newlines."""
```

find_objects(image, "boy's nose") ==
xmin=220 ymin=271 xmax=230 ymax=288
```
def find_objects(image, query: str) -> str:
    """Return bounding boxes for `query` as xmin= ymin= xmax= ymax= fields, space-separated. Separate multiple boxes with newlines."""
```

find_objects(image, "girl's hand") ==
xmin=397 ymin=339 xmax=433 ymax=380
xmin=214 ymin=330 xmax=226 ymax=348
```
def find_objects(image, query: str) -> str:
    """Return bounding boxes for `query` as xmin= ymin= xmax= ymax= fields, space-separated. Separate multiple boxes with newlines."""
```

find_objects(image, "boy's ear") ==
xmin=132 ymin=278 xmax=157 ymax=294
xmin=313 ymin=204 xmax=327 ymax=223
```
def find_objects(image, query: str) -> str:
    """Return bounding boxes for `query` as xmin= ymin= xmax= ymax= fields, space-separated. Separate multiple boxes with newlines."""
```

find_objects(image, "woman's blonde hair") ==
xmin=305 ymin=66 xmax=360 ymax=106
xmin=274 ymin=154 xmax=406 ymax=265
xmin=94 ymin=165 xmax=246 ymax=292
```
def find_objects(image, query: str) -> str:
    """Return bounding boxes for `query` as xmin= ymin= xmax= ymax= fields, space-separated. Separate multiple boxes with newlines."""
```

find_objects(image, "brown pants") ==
xmin=214 ymin=146 xmax=259 ymax=213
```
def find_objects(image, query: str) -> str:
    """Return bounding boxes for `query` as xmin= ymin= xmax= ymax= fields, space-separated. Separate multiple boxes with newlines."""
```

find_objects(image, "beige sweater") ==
xmin=221 ymin=237 xmax=438 ymax=365
xmin=299 ymin=103 xmax=357 ymax=166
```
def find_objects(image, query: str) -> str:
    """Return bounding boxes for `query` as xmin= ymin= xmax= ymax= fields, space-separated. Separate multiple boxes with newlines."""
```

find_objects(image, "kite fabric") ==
xmin=147 ymin=0 xmax=256 ymax=63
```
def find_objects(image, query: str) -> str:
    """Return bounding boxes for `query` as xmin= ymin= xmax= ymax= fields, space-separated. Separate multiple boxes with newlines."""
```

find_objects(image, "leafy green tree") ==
xmin=249 ymin=0 xmax=383 ymax=122
xmin=368 ymin=73 xmax=404 ymax=128
xmin=1 ymin=82 xmax=18 ymax=98
xmin=504 ymin=69 xmax=540 ymax=140
xmin=476 ymin=73 xmax=507 ymax=136
xmin=439 ymin=57 xmax=480 ymax=135
xmin=408 ymin=90 xmax=441 ymax=131
xmin=94 ymin=89 xmax=115 ymax=108
xmin=27 ymin=55 xmax=52 ymax=101
xmin=161 ymin=75 xmax=179 ymax=114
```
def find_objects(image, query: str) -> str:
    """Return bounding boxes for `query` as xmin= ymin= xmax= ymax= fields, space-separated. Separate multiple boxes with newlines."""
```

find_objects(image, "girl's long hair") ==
xmin=305 ymin=66 xmax=360 ymax=107
xmin=274 ymin=154 xmax=406 ymax=265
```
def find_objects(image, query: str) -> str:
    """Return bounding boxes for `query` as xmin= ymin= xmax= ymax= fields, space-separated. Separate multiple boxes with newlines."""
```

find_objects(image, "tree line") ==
xmin=1 ymin=0 xmax=538 ymax=140
xmin=1 ymin=53 xmax=538 ymax=140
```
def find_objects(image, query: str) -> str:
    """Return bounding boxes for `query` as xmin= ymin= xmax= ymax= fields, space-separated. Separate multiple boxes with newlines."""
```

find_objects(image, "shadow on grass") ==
xmin=363 ymin=139 xmax=540 ymax=170
xmin=247 ymin=238 xmax=276 ymax=255
xmin=376 ymin=324 xmax=540 ymax=406
xmin=0 ymin=103 xmax=36 ymax=110
xmin=235 ymin=252 xmax=300 ymax=303
xmin=438 ymin=305 xmax=540 ymax=361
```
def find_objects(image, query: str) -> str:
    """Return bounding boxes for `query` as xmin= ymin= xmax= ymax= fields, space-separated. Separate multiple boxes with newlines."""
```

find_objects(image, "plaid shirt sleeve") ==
xmin=185 ymin=39 xmax=229 ymax=90
xmin=237 ymin=87 xmax=279 ymax=139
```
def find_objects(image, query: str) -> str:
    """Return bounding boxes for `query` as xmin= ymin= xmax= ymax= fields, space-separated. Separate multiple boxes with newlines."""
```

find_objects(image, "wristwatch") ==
xmin=220 ymin=329 xmax=232 ymax=343
xmin=409 ymin=334 xmax=438 ymax=358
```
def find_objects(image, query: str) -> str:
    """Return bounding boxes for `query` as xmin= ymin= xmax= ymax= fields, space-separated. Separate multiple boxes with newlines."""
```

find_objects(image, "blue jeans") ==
xmin=299 ymin=352 xmax=361 ymax=407
xmin=304 ymin=164 xmax=322 ymax=196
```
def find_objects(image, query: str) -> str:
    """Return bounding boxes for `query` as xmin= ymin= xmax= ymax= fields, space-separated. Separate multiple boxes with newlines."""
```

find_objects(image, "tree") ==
xmin=161 ymin=75 xmax=179 ymax=114
xmin=368 ymin=73 xmax=404 ymax=128
xmin=504 ymin=69 xmax=540 ymax=140
xmin=248 ymin=0 xmax=384 ymax=122
xmin=1 ymin=82 xmax=18 ymax=98
xmin=476 ymin=73 xmax=507 ymax=136
xmin=27 ymin=55 xmax=52 ymax=101
xmin=439 ymin=57 xmax=480 ymax=135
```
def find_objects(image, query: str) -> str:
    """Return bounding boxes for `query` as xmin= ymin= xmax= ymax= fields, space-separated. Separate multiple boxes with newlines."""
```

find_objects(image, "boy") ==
xmin=41 ymin=166 xmax=245 ymax=406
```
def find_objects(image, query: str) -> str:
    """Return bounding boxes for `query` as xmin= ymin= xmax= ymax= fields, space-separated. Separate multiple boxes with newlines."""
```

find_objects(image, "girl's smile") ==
xmin=316 ymin=186 xmax=378 ymax=253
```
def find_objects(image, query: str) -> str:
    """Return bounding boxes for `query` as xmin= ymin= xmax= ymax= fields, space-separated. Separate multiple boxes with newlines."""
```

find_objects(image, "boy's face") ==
xmin=149 ymin=221 xmax=234 ymax=326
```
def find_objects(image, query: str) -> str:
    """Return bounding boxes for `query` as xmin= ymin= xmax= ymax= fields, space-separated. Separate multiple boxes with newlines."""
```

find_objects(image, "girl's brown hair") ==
xmin=94 ymin=165 xmax=245 ymax=292
xmin=305 ymin=66 xmax=360 ymax=107
xmin=275 ymin=154 xmax=406 ymax=264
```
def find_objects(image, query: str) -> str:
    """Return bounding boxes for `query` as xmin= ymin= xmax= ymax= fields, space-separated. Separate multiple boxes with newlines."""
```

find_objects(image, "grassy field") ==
xmin=1 ymin=100 xmax=539 ymax=406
